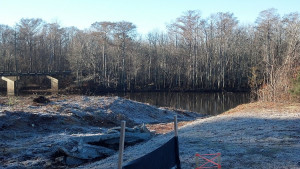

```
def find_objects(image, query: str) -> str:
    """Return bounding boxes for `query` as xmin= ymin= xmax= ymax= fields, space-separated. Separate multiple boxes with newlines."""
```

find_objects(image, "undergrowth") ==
xmin=289 ymin=71 xmax=300 ymax=99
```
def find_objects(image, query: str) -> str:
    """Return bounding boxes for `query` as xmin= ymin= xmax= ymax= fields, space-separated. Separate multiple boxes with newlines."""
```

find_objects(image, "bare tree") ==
xmin=113 ymin=21 xmax=136 ymax=91
xmin=17 ymin=18 xmax=44 ymax=72
xmin=1 ymin=9 xmax=299 ymax=98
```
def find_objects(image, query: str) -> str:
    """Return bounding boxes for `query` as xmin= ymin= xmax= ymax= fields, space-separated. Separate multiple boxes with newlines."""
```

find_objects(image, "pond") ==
xmin=107 ymin=92 xmax=251 ymax=115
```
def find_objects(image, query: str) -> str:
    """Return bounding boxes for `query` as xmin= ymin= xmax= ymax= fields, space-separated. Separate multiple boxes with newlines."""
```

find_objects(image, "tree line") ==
xmin=0 ymin=9 xmax=299 ymax=98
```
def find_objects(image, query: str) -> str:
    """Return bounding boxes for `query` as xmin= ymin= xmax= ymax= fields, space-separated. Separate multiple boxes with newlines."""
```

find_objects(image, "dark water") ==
xmin=0 ymin=88 xmax=250 ymax=115
xmin=109 ymin=92 xmax=251 ymax=115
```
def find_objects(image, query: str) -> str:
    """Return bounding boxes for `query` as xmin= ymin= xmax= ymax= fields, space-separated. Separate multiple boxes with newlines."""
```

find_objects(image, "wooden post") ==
xmin=118 ymin=121 xmax=126 ymax=169
xmin=174 ymin=115 xmax=178 ymax=137
xmin=217 ymin=152 xmax=221 ymax=169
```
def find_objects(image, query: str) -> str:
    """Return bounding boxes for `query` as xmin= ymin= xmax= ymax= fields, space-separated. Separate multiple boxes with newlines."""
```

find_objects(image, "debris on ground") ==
xmin=33 ymin=96 xmax=51 ymax=104
xmin=0 ymin=95 xmax=203 ymax=168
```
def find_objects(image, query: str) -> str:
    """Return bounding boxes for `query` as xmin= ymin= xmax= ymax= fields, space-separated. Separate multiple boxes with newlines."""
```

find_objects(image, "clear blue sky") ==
xmin=0 ymin=0 xmax=299 ymax=34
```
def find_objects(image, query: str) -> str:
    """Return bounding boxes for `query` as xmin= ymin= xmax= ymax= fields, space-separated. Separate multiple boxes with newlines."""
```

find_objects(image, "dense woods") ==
xmin=0 ymin=9 xmax=299 ymax=100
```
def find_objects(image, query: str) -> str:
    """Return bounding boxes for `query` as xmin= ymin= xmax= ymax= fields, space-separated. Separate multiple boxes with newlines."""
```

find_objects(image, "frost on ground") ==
xmin=80 ymin=102 xmax=300 ymax=169
xmin=0 ymin=95 xmax=202 ymax=169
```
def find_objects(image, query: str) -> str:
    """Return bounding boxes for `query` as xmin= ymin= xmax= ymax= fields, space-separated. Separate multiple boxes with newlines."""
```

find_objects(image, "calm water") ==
xmin=0 ymin=89 xmax=250 ymax=115
xmin=109 ymin=92 xmax=251 ymax=115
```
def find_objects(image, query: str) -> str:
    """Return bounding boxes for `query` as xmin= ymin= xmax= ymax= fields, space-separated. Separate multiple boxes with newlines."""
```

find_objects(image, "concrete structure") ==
xmin=1 ymin=76 xmax=17 ymax=96
xmin=46 ymin=76 xmax=58 ymax=92
xmin=1 ymin=75 xmax=59 ymax=96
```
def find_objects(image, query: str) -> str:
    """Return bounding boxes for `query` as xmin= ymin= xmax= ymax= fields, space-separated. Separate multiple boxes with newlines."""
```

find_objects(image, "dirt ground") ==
xmin=0 ymin=95 xmax=202 ymax=169
xmin=80 ymin=101 xmax=300 ymax=169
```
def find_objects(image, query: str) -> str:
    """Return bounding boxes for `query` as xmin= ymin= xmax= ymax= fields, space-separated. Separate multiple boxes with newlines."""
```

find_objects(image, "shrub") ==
xmin=290 ymin=71 xmax=300 ymax=97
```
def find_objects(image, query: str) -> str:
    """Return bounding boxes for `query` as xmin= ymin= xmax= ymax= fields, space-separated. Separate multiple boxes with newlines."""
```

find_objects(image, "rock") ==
xmin=71 ymin=133 xmax=120 ymax=143
xmin=54 ymin=156 xmax=64 ymax=163
xmin=63 ymin=125 xmax=153 ymax=161
xmin=108 ymin=124 xmax=151 ymax=133
xmin=57 ymin=143 xmax=115 ymax=165
xmin=70 ymin=147 xmax=77 ymax=152
xmin=70 ymin=109 xmax=87 ymax=118
xmin=106 ymin=129 xmax=119 ymax=134
xmin=33 ymin=96 xmax=50 ymax=104
xmin=77 ymin=144 xmax=115 ymax=159
xmin=125 ymin=132 xmax=152 ymax=145
xmin=102 ymin=132 xmax=152 ymax=146
xmin=65 ymin=156 xmax=85 ymax=166
xmin=71 ymin=125 xmax=152 ymax=146
xmin=107 ymin=126 xmax=135 ymax=133
xmin=134 ymin=123 xmax=151 ymax=133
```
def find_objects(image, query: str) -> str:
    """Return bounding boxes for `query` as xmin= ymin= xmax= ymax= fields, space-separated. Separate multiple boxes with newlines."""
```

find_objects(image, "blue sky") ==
xmin=0 ymin=0 xmax=299 ymax=34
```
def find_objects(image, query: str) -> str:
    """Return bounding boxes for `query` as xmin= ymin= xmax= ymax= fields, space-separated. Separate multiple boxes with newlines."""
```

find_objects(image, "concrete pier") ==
xmin=1 ymin=76 xmax=17 ymax=96
xmin=46 ymin=76 xmax=58 ymax=92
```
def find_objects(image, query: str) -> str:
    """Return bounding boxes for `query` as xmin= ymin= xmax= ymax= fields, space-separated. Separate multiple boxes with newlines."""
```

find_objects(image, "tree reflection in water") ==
xmin=113 ymin=92 xmax=251 ymax=115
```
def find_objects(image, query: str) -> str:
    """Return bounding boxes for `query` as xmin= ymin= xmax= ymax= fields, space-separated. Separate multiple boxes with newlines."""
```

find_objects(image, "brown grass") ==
xmin=147 ymin=101 xmax=300 ymax=134
xmin=146 ymin=120 xmax=197 ymax=134
xmin=223 ymin=101 xmax=300 ymax=115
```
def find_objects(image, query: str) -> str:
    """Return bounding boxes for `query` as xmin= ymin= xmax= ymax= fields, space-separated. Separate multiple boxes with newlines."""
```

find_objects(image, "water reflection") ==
xmin=112 ymin=92 xmax=250 ymax=115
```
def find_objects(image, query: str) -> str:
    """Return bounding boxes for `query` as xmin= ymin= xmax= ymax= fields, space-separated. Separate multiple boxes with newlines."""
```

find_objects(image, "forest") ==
xmin=0 ymin=9 xmax=299 ymax=101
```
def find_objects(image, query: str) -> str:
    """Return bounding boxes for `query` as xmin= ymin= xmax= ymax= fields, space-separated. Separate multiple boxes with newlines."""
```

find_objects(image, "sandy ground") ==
xmin=79 ymin=102 xmax=300 ymax=169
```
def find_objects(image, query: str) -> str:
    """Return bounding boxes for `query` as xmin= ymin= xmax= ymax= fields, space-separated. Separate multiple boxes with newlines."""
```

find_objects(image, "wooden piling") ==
xmin=174 ymin=115 xmax=178 ymax=137
xmin=118 ymin=121 xmax=126 ymax=169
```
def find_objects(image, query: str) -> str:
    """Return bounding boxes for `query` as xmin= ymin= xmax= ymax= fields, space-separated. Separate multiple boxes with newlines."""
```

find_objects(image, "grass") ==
xmin=7 ymin=97 xmax=18 ymax=106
